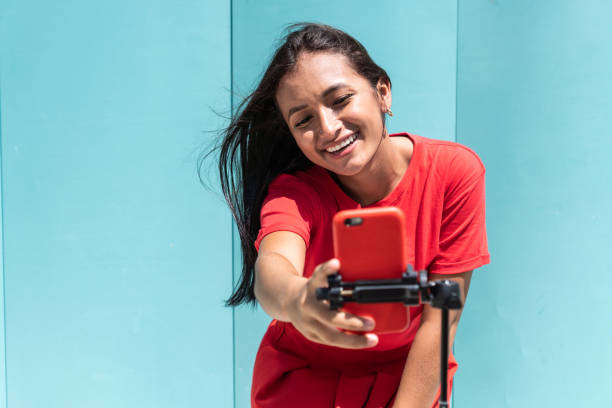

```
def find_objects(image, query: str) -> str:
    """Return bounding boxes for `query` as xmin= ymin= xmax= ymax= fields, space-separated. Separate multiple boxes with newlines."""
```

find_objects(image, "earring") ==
xmin=386 ymin=108 xmax=393 ymax=117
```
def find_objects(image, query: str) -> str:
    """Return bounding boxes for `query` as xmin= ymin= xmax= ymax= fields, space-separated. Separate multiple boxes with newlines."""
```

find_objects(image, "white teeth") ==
xmin=326 ymin=134 xmax=356 ymax=153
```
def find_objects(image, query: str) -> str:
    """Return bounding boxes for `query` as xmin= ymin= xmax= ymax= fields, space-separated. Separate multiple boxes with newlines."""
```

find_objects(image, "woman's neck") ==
xmin=335 ymin=134 xmax=413 ymax=206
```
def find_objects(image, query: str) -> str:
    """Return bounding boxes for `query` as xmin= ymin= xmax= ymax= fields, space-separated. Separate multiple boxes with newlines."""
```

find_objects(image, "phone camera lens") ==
xmin=345 ymin=217 xmax=363 ymax=227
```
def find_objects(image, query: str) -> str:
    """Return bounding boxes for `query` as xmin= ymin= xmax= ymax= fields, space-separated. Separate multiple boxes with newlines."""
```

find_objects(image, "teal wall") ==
xmin=1 ymin=1 xmax=611 ymax=407
xmin=0 ymin=1 xmax=232 ymax=407
xmin=454 ymin=1 xmax=612 ymax=406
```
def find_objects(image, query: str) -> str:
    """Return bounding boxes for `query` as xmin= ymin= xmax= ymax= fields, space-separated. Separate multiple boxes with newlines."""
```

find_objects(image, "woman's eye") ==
xmin=333 ymin=94 xmax=353 ymax=105
xmin=294 ymin=116 xmax=312 ymax=128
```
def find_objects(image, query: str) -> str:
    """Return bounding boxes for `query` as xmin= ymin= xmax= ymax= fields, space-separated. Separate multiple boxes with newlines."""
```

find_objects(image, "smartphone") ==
xmin=332 ymin=207 xmax=410 ymax=334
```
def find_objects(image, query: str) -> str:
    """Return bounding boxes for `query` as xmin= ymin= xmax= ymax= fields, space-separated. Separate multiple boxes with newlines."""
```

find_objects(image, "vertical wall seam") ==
xmin=0 ymin=78 xmax=8 ymax=408
xmin=453 ymin=2 xmax=459 ymax=407
xmin=229 ymin=0 xmax=236 ymax=406
xmin=454 ymin=0 xmax=460 ymax=145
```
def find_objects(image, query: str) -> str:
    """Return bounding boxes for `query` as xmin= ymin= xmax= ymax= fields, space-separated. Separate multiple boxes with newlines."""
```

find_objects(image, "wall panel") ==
xmin=0 ymin=1 xmax=233 ymax=407
xmin=231 ymin=2 xmax=458 ymax=406
xmin=455 ymin=1 xmax=612 ymax=406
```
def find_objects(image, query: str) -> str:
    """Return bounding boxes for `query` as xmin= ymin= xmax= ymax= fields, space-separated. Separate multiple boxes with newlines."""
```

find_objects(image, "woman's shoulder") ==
xmin=420 ymin=135 xmax=483 ymax=168
xmin=261 ymin=167 xmax=339 ymax=239
xmin=265 ymin=166 xmax=339 ymax=213
xmin=396 ymin=133 xmax=485 ymax=177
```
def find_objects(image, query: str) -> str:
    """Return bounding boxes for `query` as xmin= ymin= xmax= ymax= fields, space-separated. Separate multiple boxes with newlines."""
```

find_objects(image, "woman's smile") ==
xmin=324 ymin=132 xmax=358 ymax=155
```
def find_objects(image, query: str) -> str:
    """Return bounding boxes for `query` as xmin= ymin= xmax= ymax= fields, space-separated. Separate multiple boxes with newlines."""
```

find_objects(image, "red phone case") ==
xmin=332 ymin=207 xmax=410 ymax=334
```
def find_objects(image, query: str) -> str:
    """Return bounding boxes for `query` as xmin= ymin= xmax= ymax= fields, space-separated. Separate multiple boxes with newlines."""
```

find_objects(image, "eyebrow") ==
xmin=286 ymin=83 xmax=349 ymax=120
xmin=287 ymin=104 xmax=308 ymax=120
xmin=322 ymin=83 xmax=348 ymax=98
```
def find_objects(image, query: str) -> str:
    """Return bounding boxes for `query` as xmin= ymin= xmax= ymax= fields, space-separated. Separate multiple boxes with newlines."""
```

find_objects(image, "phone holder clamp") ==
xmin=315 ymin=265 xmax=461 ymax=311
xmin=315 ymin=265 xmax=462 ymax=408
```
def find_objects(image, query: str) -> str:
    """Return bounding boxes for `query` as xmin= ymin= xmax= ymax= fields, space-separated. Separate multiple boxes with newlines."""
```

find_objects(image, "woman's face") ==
xmin=275 ymin=52 xmax=391 ymax=177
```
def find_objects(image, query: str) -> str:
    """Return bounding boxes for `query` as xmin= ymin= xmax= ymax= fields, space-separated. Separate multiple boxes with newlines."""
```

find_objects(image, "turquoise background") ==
xmin=0 ymin=1 xmax=233 ymax=407
xmin=1 ymin=1 xmax=610 ymax=407
xmin=454 ymin=2 xmax=612 ymax=406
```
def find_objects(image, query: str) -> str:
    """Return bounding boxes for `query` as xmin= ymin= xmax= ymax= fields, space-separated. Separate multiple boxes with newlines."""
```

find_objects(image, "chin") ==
xmin=311 ymin=150 xmax=371 ymax=177
xmin=328 ymin=163 xmax=367 ymax=178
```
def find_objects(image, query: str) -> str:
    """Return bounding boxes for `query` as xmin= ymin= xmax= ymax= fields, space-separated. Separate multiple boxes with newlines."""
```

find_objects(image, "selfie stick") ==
xmin=316 ymin=265 xmax=462 ymax=408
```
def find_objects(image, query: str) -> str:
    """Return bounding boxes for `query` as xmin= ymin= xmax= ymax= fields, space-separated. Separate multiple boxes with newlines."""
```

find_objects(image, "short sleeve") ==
xmin=254 ymin=174 xmax=320 ymax=251
xmin=430 ymin=147 xmax=490 ymax=274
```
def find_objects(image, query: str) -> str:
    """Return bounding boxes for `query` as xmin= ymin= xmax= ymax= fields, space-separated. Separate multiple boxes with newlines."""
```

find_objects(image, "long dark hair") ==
xmin=215 ymin=23 xmax=391 ymax=306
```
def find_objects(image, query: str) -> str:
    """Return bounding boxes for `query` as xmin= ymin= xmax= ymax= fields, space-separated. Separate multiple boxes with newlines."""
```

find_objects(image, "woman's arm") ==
xmin=393 ymin=270 xmax=473 ymax=408
xmin=254 ymin=231 xmax=307 ymax=322
xmin=255 ymin=230 xmax=378 ymax=349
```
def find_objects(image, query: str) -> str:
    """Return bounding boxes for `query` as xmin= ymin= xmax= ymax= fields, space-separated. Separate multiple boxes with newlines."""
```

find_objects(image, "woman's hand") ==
xmin=255 ymin=231 xmax=378 ymax=349
xmin=286 ymin=258 xmax=379 ymax=349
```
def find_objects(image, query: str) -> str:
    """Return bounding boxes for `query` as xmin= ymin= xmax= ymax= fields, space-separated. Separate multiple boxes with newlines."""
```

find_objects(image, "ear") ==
xmin=376 ymin=78 xmax=392 ymax=113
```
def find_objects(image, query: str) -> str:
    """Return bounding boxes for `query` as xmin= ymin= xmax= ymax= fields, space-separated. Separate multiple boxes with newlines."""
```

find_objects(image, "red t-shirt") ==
xmin=252 ymin=133 xmax=490 ymax=408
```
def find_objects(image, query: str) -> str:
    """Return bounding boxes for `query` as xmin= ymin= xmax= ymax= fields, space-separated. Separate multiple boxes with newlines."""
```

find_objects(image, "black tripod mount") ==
xmin=316 ymin=265 xmax=462 ymax=407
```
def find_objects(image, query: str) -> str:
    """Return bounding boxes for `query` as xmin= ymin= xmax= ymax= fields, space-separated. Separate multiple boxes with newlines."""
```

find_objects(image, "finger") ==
xmin=310 ymin=320 xmax=379 ymax=349
xmin=311 ymin=258 xmax=341 ymax=285
xmin=325 ymin=310 xmax=376 ymax=332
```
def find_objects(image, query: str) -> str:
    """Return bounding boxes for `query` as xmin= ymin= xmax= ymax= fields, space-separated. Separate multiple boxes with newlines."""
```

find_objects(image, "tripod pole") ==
xmin=439 ymin=308 xmax=449 ymax=408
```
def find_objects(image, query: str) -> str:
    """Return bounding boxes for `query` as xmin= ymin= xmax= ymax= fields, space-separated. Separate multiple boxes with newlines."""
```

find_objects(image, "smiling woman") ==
xmin=214 ymin=23 xmax=489 ymax=408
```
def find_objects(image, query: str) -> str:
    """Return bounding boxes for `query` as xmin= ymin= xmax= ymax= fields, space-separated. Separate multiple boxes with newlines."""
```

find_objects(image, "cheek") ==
xmin=347 ymin=99 xmax=382 ymax=126
xmin=291 ymin=132 xmax=317 ymax=155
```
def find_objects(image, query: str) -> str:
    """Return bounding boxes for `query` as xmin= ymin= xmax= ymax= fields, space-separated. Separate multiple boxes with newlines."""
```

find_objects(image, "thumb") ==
xmin=311 ymin=258 xmax=341 ymax=285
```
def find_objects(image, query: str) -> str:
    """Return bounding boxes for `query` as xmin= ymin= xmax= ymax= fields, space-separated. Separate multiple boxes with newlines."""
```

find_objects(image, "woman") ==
xmin=217 ymin=23 xmax=489 ymax=407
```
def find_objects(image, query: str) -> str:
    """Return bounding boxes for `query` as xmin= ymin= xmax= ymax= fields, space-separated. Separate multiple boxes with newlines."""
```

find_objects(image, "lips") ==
xmin=325 ymin=133 xmax=357 ymax=153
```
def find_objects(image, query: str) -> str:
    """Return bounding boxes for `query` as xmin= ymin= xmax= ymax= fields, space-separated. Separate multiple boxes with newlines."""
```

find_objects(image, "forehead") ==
xmin=276 ymin=52 xmax=369 ymax=101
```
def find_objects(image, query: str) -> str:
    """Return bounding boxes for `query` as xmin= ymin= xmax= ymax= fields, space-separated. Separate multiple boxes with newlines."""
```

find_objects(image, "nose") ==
xmin=317 ymin=108 xmax=341 ymax=138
